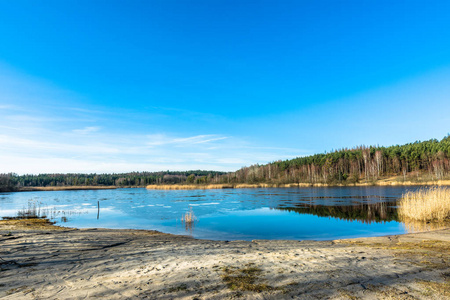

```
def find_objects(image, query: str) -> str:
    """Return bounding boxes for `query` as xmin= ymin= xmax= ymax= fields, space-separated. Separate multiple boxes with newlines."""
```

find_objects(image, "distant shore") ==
xmin=0 ymin=218 xmax=448 ymax=299
xmin=17 ymin=186 xmax=118 ymax=192
xmin=7 ymin=179 xmax=450 ymax=193
xmin=146 ymin=179 xmax=450 ymax=190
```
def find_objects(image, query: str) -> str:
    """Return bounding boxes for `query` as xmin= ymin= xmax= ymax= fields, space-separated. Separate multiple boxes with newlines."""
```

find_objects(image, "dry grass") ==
xmin=146 ymin=180 xmax=450 ymax=190
xmin=17 ymin=201 xmax=44 ymax=219
xmin=416 ymin=276 xmax=450 ymax=298
xmin=398 ymin=187 xmax=450 ymax=222
xmin=147 ymin=184 xmax=234 ymax=190
xmin=19 ymin=186 xmax=117 ymax=191
xmin=221 ymin=264 xmax=274 ymax=292
xmin=365 ymin=284 xmax=415 ymax=300
xmin=0 ymin=218 xmax=67 ymax=230
xmin=147 ymin=183 xmax=313 ymax=190
xmin=181 ymin=207 xmax=197 ymax=224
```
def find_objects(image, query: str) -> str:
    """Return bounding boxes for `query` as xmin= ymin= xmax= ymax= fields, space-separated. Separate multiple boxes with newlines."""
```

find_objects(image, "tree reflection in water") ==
xmin=275 ymin=202 xmax=398 ymax=224
xmin=275 ymin=202 xmax=449 ymax=233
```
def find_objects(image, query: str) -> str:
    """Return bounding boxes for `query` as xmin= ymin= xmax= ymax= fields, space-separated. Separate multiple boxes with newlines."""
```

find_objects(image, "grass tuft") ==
xmin=181 ymin=207 xmax=198 ymax=231
xmin=181 ymin=207 xmax=197 ymax=224
xmin=221 ymin=264 xmax=274 ymax=292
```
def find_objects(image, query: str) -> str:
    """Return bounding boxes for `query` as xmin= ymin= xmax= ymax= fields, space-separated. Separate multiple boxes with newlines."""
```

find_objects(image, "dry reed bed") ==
xmin=146 ymin=180 xmax=450 ymax=190
xmin=399 ymin=187 xmax=450 ymax=222
xmin=146 ymin=183 xmax=333 ymax=190
xmin=19 ymin=186 xmax=117 ymax=191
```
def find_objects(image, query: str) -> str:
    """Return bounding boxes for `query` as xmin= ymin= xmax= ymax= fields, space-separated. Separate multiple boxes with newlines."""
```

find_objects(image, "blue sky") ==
xmin=1 ymin=1 xmax=450 ymax=174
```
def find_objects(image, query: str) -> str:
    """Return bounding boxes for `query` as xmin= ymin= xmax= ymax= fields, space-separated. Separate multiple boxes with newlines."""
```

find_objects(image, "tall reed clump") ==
xmin=398 ymin=187 xmax=450 ymax=222
xmin=17 ymin=201 xmax=45 ymax=219
xmin=181 ymin=207 xmax=197 ymax=225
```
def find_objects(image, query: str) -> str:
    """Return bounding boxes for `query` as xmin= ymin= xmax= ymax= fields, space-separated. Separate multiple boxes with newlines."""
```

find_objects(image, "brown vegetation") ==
xmin=398 ymin=187 xmax=450 ymax=222
xmin=147 ymin=179 xmax=450 ymax=190
xmin=221 ymin=264 xmax=274 ymax=292
xmin=18 ymin=186 xmax=117 ymax=191
xmin=181 ymin=207 xmax=197 ymax=224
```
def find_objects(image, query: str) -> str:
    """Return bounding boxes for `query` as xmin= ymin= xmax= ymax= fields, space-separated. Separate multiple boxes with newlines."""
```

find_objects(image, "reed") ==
xmin=147 ymin=184 xmax=234 ymax=190
xmin=17 ymin=201 xmax=45 ymax=219
xmin=146 ymin=183 xmax=303 ymax=190
xmin=181 ymin=207 xmax=197 ymax=224
xmin=19 ymin=186 xmax=117 ymax=191
xmin=398 ymin=187 xmax=450 ymax=222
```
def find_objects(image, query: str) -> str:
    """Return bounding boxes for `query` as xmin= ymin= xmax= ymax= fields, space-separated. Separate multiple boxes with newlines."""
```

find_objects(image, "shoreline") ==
xmin=5 ymin=180 xmax=449 ymax=193
xmin=146 ymin=180 xmax=450 ymax=190
xmin=15 ymin=186 xmax=119 ymax=192
xmin=0 ymin=219 xmax=448 ymax=299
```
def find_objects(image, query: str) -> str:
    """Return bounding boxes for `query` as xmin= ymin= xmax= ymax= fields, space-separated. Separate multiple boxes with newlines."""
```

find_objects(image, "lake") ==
xmin=0 ymin=186 xmax=423 ymax=240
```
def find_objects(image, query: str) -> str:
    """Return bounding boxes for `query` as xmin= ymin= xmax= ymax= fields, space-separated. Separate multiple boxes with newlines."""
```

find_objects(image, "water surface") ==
xmin=0 ymin=186 xmax=422 ymax=240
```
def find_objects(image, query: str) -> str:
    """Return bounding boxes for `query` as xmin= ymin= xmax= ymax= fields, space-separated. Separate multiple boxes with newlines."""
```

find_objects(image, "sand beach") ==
xmin=0 ymin=219 xmax=449 ymax=299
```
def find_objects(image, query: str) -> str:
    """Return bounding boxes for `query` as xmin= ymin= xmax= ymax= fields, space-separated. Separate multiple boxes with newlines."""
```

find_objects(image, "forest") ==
xmin=221 ymin=135 xmax=450 ymax=185
xmin=1 ymin=135 xmax=450 ymax=191
xmin=0 ymin=170 xmax=226 ymax=192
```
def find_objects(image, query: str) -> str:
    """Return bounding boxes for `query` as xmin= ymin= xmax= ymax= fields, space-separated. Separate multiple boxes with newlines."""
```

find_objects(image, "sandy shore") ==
xmin=0 ymin=220 xmax=449 ymax=299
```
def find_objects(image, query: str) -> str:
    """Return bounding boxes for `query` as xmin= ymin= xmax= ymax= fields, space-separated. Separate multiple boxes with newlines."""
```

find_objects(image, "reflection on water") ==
xmin=5 ymin=199 xmax=87 ymax=222
xmin=1 ymin=186 xmax=445 ymax=240
xmin=276 ymin=202 xmax=398 ymax=224
xmin=401 ymin=218 xmax=450 ymax=233
xmin=276 ymin=201 xmax=449 ymax=234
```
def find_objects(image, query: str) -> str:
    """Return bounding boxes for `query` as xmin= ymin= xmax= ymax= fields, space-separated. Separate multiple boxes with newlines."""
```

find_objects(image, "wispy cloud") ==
xmin=72 ymin=126 xmax=101 ymax=134
xmin=0 ymin=104 xmax=18 ymax=110
xmin=146 ymin=134 xmax=229 ymax=147
xmin=192 ymin=136 xmax=228 ymax=144
xmin=0 ymin=124 xmax=303 ymax=174
xmin=0 ymin=64 xmax=307 ymax=174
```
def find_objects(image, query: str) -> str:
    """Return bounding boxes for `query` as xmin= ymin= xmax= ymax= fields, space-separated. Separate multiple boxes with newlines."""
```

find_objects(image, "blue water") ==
xmin=0 ymin=186 xmax=421 ymax=240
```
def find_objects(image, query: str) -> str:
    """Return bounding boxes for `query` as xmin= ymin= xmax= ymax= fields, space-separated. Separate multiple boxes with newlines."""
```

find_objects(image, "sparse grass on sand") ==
xmin=221 ymin=264 xmax=274 ymax=292
xmin=398 ymin=187 xmax=450 ymax=222
xmin=416 ymin=275 xmax=450 ymax=298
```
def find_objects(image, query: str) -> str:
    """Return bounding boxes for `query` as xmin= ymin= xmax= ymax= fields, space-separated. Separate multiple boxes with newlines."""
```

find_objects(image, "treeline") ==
xmin=0 ymin=170 xmax=226 ymax=190
xmin=0 ymin=174 xmax=16 ymax=192
xmin=2 ymin=136 xmax=450 ymax=190
xmin=220 ymin=135 xmax=450 ymax=185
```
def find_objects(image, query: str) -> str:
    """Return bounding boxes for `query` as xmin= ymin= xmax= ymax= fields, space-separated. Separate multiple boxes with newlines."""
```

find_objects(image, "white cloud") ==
xmin=0 ymin=64 xmax=306 ymax=174
xmin=0 ymin=126 xmax=303 ymax=174
xmin=72 ymin=126 xmax=101 ymax=134
xmin=146 ymin=134 xmax=229 ymax=147
xmin=0 ymin=104 xmax=18 ymax=110
xmin=192 ymin=136 xmax=229 ymax=144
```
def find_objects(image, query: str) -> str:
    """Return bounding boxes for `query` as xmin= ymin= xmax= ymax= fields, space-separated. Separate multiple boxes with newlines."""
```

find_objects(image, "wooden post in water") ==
xmin=97 ymin=201 xmax=100 ymax=220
